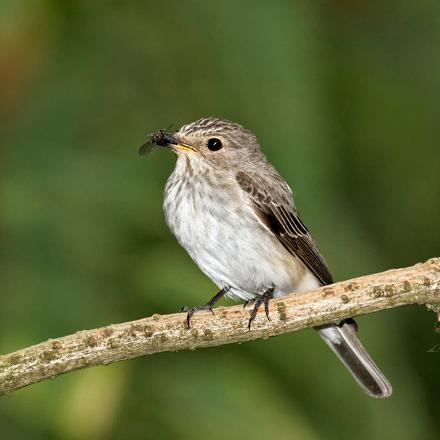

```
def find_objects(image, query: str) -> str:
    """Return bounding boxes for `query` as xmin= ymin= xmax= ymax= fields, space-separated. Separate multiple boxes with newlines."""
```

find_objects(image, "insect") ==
xmin=138 ymin=125 xmax=174 ymax=155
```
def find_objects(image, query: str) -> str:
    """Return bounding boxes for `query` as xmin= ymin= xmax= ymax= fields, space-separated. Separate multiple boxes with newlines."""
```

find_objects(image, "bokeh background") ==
xmin=1 ymin=1 xmax=439 ymax=439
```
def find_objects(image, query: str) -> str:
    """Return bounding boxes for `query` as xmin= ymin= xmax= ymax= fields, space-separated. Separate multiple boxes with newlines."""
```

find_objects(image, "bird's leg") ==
xmin=248 ymin=288 xmax=274 ymax=330
xmin=181 ymin=286 xmax=230 ymax=328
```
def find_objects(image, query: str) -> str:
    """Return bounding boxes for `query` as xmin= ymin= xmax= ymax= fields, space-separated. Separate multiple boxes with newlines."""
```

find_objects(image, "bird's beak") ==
xmin=170 ymin=142 xmax=197 ymax=153
xmin=151 ymin=132 xmax=197 ymax=153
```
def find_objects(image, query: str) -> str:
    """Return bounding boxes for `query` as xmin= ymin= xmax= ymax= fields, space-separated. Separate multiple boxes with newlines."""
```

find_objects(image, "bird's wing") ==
xmin=236 ymin=170 xmax=333 ymax=286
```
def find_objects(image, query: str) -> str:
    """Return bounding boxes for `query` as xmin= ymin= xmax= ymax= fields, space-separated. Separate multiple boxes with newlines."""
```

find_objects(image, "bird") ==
xmin=143 ymin=117 xmax=392 ymax=398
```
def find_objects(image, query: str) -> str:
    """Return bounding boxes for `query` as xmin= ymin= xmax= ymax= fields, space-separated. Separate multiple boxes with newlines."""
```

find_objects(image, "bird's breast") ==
xmin=164 ymin=169 xmax=241 ymax=252
xmin=163 ymin=163 xmax=317 ymax=300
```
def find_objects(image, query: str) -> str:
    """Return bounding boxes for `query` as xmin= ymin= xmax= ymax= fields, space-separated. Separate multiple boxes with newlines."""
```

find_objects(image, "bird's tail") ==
xmin=316 ymin=319 xmax=392 ymax=398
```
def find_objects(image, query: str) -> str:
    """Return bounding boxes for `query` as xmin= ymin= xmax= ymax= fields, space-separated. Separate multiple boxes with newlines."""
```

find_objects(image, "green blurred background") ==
xmin=1 ymin=1 xmax=439 ymax=439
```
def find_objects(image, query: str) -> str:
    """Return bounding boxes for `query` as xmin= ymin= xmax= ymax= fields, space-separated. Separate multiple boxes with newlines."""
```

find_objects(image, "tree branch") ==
xmin=1 ymin=258 xmax=439 ymax=395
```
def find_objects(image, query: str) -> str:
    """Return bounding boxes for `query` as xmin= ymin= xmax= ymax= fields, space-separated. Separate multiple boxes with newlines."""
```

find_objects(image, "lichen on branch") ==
xmin=1 ymin=258 xmax=439 ymax=396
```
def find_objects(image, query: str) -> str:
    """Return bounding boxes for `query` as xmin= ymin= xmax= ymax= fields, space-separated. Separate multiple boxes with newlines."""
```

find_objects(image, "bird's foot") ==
xmin=243 ymin=299 xmax=256 ymax=308
xmin=180 ymin=287 xmax=230 ymax=328
xmin=248 ymin=288 xmax=274 ymax=330
xmin=180 ymin=304 xmax=215 ymax=328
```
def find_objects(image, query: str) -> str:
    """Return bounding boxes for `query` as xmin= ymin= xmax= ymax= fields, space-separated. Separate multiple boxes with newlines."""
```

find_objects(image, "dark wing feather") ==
xmin=236 ymin=171 xmax=333 ymax=286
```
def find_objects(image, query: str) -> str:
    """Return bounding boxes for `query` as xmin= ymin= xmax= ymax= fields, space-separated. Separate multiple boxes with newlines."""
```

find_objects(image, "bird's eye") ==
xmin=207 ymin=138 xmax=223 ymax=151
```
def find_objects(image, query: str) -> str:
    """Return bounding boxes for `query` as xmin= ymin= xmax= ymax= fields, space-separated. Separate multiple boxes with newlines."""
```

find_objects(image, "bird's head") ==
xmin=143 ymin=117 xmax=265 ymax=170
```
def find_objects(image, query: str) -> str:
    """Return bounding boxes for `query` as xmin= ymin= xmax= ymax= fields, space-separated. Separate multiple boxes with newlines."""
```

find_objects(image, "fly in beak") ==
xmin=138 ymin=129 xmax=197 ymax=155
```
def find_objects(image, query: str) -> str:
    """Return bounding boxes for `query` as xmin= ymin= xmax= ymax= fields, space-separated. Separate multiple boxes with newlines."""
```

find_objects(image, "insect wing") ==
xmin=138 ymin=141 xmax=155 ymax=155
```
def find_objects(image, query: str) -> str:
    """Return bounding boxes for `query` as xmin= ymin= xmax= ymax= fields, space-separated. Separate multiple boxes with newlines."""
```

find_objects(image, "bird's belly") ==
xmin=164 ymin=182 xmax=316 ymax=301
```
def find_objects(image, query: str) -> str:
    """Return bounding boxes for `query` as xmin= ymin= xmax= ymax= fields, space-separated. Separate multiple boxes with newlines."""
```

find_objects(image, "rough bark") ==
xmin=1 ymin=258 xmax=439 ymax=395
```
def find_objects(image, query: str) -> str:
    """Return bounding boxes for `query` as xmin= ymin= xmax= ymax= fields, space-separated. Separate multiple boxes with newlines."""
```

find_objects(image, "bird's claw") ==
xmin=243 ymin=299 xmax=256 ymax=308
xmin=247 ymin=288 xmax=274 ymax=330
xmin=180 ymin=304 xmax=215 ymax=328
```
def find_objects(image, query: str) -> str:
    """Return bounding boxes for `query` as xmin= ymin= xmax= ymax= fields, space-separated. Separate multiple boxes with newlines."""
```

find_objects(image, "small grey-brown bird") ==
xmin=144 ymin=117 xmax=392 ymax=398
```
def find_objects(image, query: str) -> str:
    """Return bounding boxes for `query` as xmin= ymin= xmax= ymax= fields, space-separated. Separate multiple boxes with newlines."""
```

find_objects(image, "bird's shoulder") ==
xmin=235 ymin=165 xmax=295 ymax=211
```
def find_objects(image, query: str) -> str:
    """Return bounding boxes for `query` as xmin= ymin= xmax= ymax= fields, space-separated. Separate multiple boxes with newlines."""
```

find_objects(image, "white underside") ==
xmin=164 ymin=157 xmax=321 ymax=301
